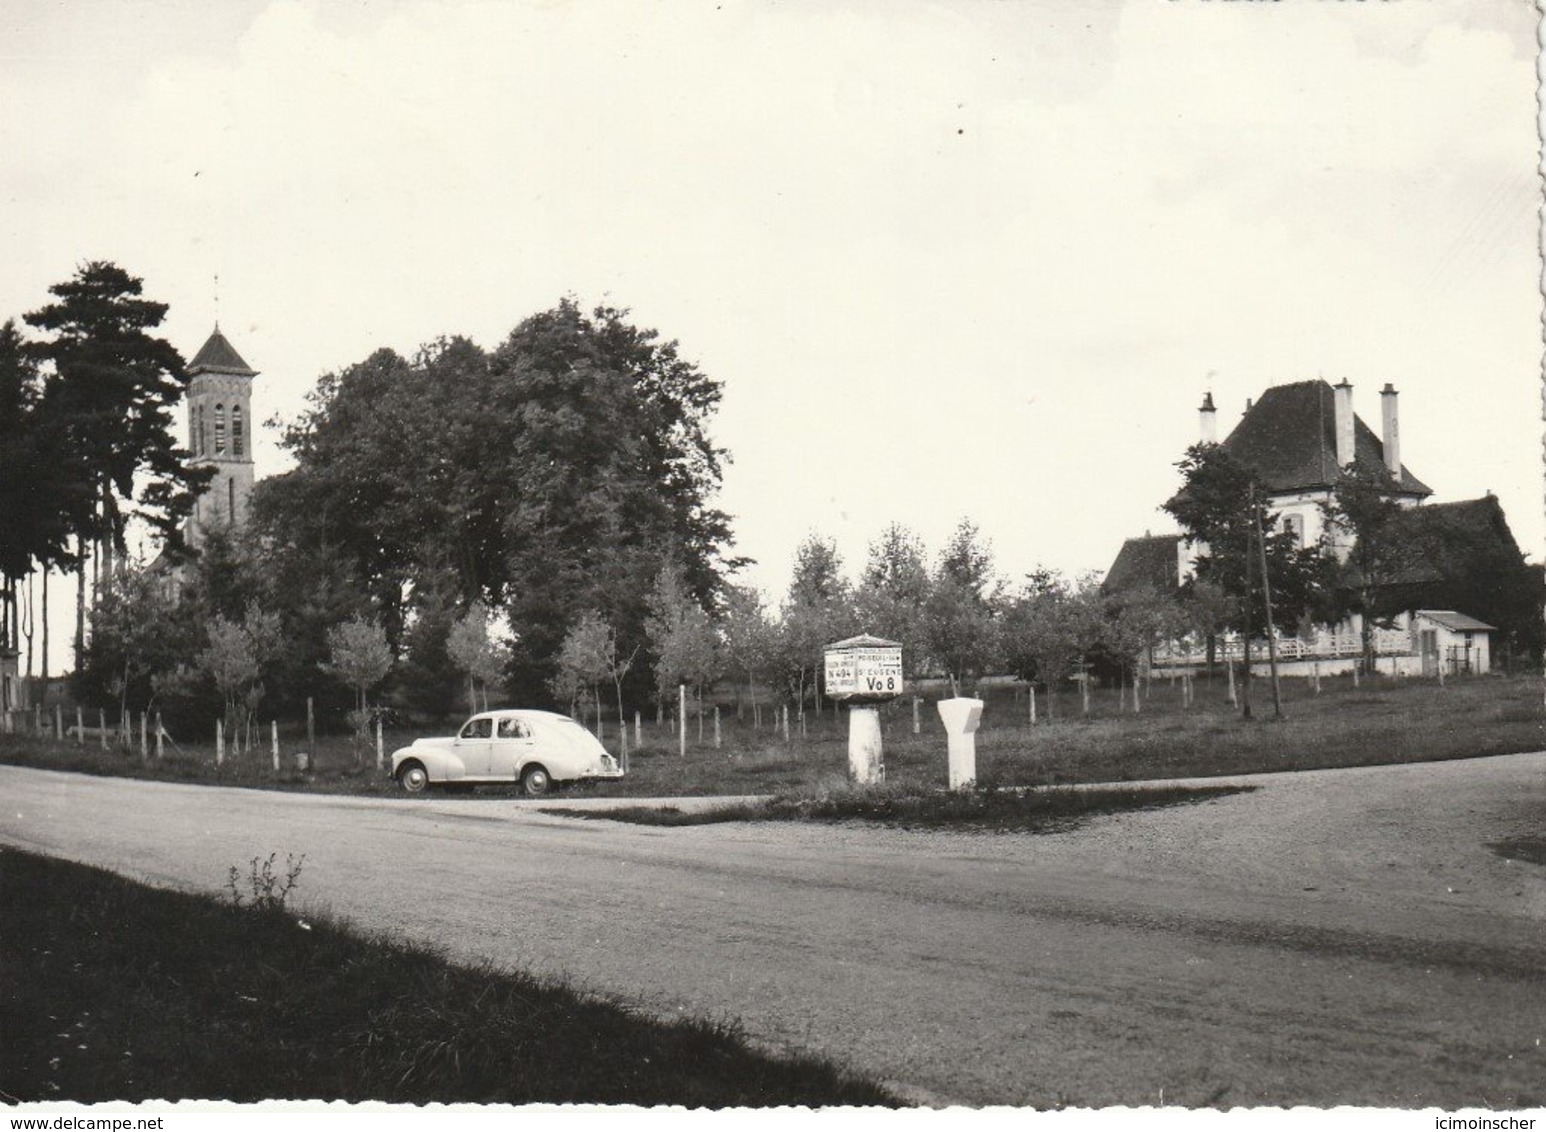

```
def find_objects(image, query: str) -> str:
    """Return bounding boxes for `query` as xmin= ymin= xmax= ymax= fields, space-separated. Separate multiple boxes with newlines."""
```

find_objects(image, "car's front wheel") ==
xmin=519 ymin=764 xmax=551 ymax=796
xmin=397 ymin=761 xmax=430 ymax=794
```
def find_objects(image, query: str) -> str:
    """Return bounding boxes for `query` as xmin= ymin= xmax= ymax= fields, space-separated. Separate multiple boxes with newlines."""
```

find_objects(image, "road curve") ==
xmin=2 ymin=754 xmax=1544 ymax=1108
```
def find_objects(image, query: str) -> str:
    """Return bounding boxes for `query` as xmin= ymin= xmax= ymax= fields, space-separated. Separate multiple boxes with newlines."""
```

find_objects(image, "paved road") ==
xmin=3 ymin=755 xmax=1544 ymax=1107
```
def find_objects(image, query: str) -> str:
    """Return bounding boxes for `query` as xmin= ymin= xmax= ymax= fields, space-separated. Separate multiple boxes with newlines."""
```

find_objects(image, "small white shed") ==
xmin=1413 ymin=611 xmax=1495 ymax=676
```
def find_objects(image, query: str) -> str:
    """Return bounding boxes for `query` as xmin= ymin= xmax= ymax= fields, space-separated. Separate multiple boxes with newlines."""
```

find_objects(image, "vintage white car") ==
xmin=390 ymin=709 xmax=624 ymax=796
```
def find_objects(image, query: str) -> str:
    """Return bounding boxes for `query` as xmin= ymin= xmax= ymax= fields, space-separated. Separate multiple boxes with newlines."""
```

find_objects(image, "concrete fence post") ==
xmin=375 ymin=715 xmax=384 ymax=769
xmin=713 ymin=706 xmax=721 ymax=750
xmin=140 ymin=712 xmax=148 ymax=759
xmin=678 ymin=684 xmax=686 ymax=758
xmin=55 ymin=704 xmax=63 ymax=741
xmin=938 ymin=698 xmax=984 ymax=792
xmin=272 ymin=720 xmax=280 ymax=772
xmin=155 ymin=712 xmax=164 ymax=761
xmin=99 ymin=709 xmax=107 ymax=750
xmin=216 ymin=719 xmax=224 ymax=766
xmin=634 ymin=711 xmax=641 ymax=751
xmin=75 ymin=706 xmax=83 ymax=746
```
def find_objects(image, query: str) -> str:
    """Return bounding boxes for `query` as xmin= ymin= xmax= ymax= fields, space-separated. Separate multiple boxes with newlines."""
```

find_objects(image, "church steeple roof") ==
xmin=188 ymin=325 xmax=257 ymax=377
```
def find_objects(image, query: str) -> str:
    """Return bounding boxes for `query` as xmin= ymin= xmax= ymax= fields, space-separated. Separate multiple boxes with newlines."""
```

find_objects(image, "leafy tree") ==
xmin=79 ymin=567 xmax=188 ymax=729
xmin=852 ymin=524 xmax=930 ymax=671
xmin=923 ymin=519 xmax=1001 ymax=695
xmin=552 ymin=610 xmax=610 ymax=726
xmin=198 ymin=603 xmax=282 ymax=756
xmin=774 ymin=535 xmax=853 ymax=714
xmin=720 ymin=584 xmax=777 ymax=725
xmin=1163 ymin=444 xmax=1336 ymax=705
xmin=552 ymin=609 xmax=636 ymax=736
xmin=446 ymin=600 xmax=507 ymax=713
xmin=263 ymin=302 xmax=736 ymax=704
xmin=1001 ymin=569 xmax=1105 ymax=718
xmin=1099 ymin=585 xmax=1185 ymax=709
xmin=644 ymin=562 xmax=718 ymax=733
xmin=395 ymin=580 xmax=464 ymax=721
xmin=323 ymin=616 xmax=394 ymax=755
xmin=1178 ymin=577 xmax=1237 ymax=675
xmin=1321 ymin=466 xmax=1414 ymax=673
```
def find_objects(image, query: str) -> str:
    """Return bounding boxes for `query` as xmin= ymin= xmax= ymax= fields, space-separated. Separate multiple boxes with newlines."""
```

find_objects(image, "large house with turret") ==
xmin=1105 ymin=380 xmax=1538 ymax=676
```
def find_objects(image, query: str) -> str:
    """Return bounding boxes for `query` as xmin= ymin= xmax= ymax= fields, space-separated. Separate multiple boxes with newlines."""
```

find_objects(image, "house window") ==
xmin=232 ymin=404 xmax=244 ymax=458
xmin=1282 ymin=514 xmax=1304 ymax=547
xmin=214 ymin=404 xmax=226 ymax=454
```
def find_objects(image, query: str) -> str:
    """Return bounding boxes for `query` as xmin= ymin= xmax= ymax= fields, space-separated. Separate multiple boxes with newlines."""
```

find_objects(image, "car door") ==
xmin=454 ymin=716 xmax=494 ymax=777
xmin=489 ymin=715 xmax=535 ymax=779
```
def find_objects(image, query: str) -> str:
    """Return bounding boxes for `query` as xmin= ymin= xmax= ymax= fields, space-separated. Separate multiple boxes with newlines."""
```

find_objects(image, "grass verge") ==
xmin=3 ymin=673 xmax=1542 ymax=803
xmin=0 ymin=846 xmax=896 ymax=1107
xmin=546 ymin=782 xmax=1255 ymax=832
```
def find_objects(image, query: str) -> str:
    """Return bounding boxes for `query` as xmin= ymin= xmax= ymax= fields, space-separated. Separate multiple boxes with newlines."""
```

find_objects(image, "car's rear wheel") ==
xmin=397 ymin=761 xmax=430 ymax=794
xmin=519 ymin=764 xmax=551 ymax=796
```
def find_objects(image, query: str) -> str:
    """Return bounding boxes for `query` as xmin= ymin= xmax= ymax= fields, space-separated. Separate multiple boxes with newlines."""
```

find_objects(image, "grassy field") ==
xmin=2 ymin=671 xmax=1542 ymax=802
xmin=0 ymin=846 xmax=896 ymax=1106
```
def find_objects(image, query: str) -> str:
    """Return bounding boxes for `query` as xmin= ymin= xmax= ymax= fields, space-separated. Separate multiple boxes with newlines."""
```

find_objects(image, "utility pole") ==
xmin=1251 ymin=482 xmax=1285 ymax=720
xmin=1241 ymin=512 xmax=1253 ymax=721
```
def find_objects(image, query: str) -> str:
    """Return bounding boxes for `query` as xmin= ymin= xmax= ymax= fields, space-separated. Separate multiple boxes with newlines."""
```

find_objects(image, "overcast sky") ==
xmin=3 ymin=0 xmax=1539 ymax=614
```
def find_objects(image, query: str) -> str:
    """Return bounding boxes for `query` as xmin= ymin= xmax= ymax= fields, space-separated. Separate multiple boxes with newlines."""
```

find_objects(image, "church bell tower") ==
xmin=186 ymin=325 xmax=258 ymax=545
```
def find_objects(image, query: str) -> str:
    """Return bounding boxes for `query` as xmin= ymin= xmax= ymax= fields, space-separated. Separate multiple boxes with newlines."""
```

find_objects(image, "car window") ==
xmin=460 ymin=718 xmax=493 ymax=739
xmin=496 ymin=718 xmax=529 ymax=739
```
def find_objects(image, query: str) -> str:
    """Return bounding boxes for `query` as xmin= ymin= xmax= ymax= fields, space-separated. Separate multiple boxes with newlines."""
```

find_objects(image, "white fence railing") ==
xmin=1153 ymin=628 xmax=1412 ymax=666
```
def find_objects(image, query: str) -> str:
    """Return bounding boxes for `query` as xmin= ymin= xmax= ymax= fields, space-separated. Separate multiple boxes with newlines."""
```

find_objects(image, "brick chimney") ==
xmin=1333 ymin=379 xmax=1355 ymax=468
xmin=1199 ymin=391 xmax=1217 ymax=444
xmin=1380 ymin=383 xmax=1400 ymax=479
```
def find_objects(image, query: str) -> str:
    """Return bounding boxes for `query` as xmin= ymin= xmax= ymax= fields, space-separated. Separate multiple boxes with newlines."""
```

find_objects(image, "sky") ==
xmin=2 ymin=0 xmax=1540 ymax=670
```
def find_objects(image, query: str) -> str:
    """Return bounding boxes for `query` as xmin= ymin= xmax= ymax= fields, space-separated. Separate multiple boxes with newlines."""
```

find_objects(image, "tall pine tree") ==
xmin=25 ymin=263 xmax=211 ymax=664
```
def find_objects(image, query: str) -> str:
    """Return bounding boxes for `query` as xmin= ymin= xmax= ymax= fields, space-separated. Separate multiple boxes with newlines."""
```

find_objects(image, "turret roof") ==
xmin=188 ymin=326 xmax=257 ymax=377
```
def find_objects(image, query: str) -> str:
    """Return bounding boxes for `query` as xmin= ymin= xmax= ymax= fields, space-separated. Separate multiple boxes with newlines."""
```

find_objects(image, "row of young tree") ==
xmin=549 ymin=520 xmax=1211 ymax=730
xmin=78 ymin=514 xmax=1189 ymax=739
